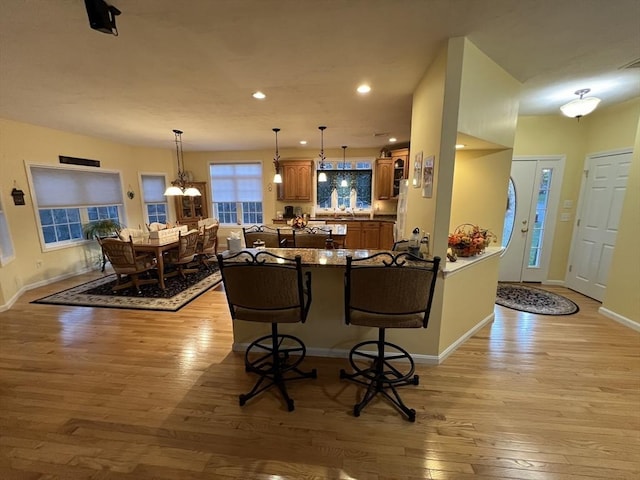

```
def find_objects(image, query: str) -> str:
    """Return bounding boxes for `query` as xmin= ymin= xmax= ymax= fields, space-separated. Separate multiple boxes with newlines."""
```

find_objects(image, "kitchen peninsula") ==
xmin=223 ymin=246 xmax=502 ymax=363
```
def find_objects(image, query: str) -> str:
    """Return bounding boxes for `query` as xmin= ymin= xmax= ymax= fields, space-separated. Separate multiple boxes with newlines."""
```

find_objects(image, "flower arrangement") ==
xmin=448 ymin=224 xmax=496 ymax=257
xmin=290 ymin=215 xmax=307 ymax=229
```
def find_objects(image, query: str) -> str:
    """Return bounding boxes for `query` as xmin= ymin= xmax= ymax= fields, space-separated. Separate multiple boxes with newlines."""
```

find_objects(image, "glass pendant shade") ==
xmin=560 ymin=89 xmax=601 ymax=118
xmin=340 ymin=178 xmax=348 ymax=187
xmin=183 ymin=187 xmax=201 ymax=196
xmin=318 ymin=171 xmax=327 ymax=182
xmin=273 ymin=172 xmax=282 ymax=184
xmin=164 ymin=185 xmax=184 ymax=196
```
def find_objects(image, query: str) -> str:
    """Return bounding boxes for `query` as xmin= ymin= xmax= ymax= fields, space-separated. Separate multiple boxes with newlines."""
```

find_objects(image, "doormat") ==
xmin=32 ymin=264 xmax=222 ymax=312
xmin=496 ymin=283 xmax=579 ymax=315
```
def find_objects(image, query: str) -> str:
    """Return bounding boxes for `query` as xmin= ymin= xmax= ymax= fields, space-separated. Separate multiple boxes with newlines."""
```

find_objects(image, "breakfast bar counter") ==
xmin=222 ymin=247 xmax=435 ymax=360
xmin=221 ymin=247 xmax=502 ymax=363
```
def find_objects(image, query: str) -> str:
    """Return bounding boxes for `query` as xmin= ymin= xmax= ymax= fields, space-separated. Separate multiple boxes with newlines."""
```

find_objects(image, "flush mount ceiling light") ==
xmin=318 ymin=126 xmax=327 ymax=182
xmin=389 ymin=137 xmax=397 ymax=143
xmin=272 ymin=128 xmax=282 ymax=184
xmin=164 ymin=130 xmax=201 ymax=197
xmin=455 ymin=144 xmax=466 ymax=149
xmin=340 ymin=145 xmax=349 ymax=187
xmin=357 ymin=84 xmax=371 ymax=94
xmin=560 ymin=88 xmax=601 ymax=119
xmin=252 ymin=91 xmax=266 ymax=99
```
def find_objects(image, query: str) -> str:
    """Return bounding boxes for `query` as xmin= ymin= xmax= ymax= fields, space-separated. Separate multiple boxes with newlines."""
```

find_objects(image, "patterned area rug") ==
xmin=496 ymin=283 xmax=579 ymax=315
xmin=32 ymin=264 xmax=222 ymax=312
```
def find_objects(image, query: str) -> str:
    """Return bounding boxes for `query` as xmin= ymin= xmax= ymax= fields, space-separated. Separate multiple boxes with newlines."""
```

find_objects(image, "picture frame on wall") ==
xmin=422 ymin=155 xmax=435 ymax=198
xmin=412 ymin=151 xmax=423 ymax=188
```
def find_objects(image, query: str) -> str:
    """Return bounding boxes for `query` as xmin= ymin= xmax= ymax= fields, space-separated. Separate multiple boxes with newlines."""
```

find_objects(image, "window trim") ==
xmin=26 ymin=162 xmax=127 ymax=252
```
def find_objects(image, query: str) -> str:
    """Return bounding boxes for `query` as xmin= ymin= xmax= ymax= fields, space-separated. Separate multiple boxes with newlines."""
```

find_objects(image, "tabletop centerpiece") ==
xmin=448 ymin=223 xmax=496 ymax=257
xmin=290 ymin=215 xmax=307 ymax=229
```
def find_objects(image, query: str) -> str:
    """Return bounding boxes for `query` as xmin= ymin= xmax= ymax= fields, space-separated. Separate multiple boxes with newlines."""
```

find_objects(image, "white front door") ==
xmin=499 ymin=157 xmax=564 ymax=282
xmin=566 ymin=150 xmax=632 ymax=301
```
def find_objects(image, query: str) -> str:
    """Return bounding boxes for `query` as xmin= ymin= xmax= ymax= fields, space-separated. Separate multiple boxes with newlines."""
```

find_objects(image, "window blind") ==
xmin=141 ymin=174 xmax=167 ymax=203
xmin=31 ymin=166 xmax=123 ymax=207
xmin=210 ymin=163 xmax=262 ymax=202
xmin=0 ymin=195 xmax=15 ymax=262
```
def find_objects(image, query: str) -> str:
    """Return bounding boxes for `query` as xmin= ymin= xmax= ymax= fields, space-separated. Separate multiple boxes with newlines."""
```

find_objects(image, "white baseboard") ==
xmin=542 ymin=279 xmax=565 ymax=286
xmin=232 ymin=313 xmax=495 ymax=366
xmin=598 ymin=307 xmax=640 ymax=332
xmin=0 ymin=265 xmax=97 ymax=313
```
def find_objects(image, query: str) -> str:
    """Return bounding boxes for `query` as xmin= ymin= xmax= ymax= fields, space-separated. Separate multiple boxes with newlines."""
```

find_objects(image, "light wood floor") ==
xmin=1 ymin=273 xmax=638 ymax=479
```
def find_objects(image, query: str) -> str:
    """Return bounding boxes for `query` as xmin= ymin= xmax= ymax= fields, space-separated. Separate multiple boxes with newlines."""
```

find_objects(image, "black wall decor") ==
xmin=59 ymin=155 xmax=100 ymax=167
xmin=11 ymin=188 xmax=25 ymax=205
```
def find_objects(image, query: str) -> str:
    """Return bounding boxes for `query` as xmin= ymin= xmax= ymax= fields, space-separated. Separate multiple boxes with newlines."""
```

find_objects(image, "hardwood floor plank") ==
xmin=1 ymin=272 xmax=638 ymax=479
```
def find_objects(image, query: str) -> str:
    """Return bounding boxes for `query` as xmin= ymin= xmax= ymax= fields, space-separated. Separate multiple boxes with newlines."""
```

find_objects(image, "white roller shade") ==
xmin=141 ymin=175 xmax=167 ymax=203
xmin=31 ymin=166 xmax=123 ymax=207
xmin=210 ymin=163 xmax=262 ymax=202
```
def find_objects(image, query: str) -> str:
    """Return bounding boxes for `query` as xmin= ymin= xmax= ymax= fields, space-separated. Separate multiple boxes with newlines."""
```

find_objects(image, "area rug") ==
xmin=32 ymin=264 xmax=222 ymax=312
xmin=496 ymin=282 xmax=579 ymax=315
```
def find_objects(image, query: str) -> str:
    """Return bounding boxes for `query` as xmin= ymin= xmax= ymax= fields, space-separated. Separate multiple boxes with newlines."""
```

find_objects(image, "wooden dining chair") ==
xmin=197 ymin=222 xmax=219 ymax=268
xmin=98 ymin=237 xmax=158 ymax=293
xmin=164 ymin=229 xmax=200 ymax=278
xmin=242 ymin=225 xmax=286 ymax=248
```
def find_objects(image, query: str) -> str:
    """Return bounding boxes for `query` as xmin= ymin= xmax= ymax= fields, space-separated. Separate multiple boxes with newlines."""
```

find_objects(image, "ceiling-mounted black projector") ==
xmin=84 ymin=0 xmax=121 ymax=36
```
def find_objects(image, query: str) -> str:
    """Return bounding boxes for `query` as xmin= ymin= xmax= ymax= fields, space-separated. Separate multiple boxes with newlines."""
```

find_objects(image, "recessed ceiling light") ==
xmin=357 ymin=84 xmax=371 ymax=94
xmin=252 ymin=91 xmax=266 ymax=99
xmin=455 ymin=144 xmax=466 ymax=149
xmin=299 ymin=140 xmax=307 ymax=145
xmin=389 ymin=137 xmax=397 ymax=143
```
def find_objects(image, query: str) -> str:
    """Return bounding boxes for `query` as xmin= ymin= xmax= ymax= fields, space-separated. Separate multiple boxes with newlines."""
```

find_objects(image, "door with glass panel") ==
xmin=499 ymin=157 xmax=564 ymax=282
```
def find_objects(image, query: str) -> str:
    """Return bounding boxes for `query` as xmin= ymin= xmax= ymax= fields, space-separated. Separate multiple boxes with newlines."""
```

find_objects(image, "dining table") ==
xmin=131 ymin=238 xmax=179 ymax=290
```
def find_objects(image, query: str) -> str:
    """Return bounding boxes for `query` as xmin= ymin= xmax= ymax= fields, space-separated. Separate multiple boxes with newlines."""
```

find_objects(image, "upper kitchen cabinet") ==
xmin=376 ymin=148 xmax=410 ymax=200
xmin=375 ymin=158 xmax=393 ymax=200
xmin=390 ymin=148 xmax=409 ymax=198
xmin=277 ymin=160 xmax=314 ymax=201
xmin=174 ymin=182 xmax=208 ymax=229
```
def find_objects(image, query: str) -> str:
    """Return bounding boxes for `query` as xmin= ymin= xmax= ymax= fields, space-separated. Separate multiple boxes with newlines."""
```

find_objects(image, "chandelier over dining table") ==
xmin=164 ymin=129 xmax=201 ymax=196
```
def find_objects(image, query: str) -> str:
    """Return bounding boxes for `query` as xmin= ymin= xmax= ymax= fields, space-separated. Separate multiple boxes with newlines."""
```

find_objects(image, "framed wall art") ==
xmin=422 ymin=155 xmax=435 ymax=198
xmin=412 ymin=151 xmax=423 ymax=188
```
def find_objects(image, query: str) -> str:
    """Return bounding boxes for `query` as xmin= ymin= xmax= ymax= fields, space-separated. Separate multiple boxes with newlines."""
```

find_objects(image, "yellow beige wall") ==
xmin=600 ymin=106 xmax=640 ymax=324
xmin=0 ymin=118 xmax=174 ymax=307
xmin=513 ymin=98 xmax=640 ymax=282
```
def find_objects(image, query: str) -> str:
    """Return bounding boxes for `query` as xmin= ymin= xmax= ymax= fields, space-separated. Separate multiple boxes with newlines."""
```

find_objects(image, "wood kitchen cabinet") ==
xmin=375 ymin=158 xmax=393 ymax=200
xmin=277 ymin=160 xmax=313 ymax=201
xmin=174 ymin=182 xmax=208 ymax=229
xmin=380 ymin=222 xmax=395 ymax=249
xmin=326 ymin=220 xmax=396 ymax=250
xmin=390 ymin=148 xmax=409 ymax=198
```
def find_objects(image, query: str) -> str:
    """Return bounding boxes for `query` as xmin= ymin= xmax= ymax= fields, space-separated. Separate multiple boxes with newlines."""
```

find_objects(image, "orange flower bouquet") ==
xmin=448 ymin=224 xmax=496 ymax=257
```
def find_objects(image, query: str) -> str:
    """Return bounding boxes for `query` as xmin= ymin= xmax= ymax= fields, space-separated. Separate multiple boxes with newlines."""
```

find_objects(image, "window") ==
xmin=529 ymin=168 xmax=553 ymax=267
xmin=210 ymin=163 xmax=263 ymax=225
xmin=0 ymin=192 xmax=15 ymax=265
xmin=317 ymin=159 xmax=373 ymax=210
xmin=30 ymin=165 xmax=124 ymax=248
xmin=141 ymin=174 xmax=168 ymax=224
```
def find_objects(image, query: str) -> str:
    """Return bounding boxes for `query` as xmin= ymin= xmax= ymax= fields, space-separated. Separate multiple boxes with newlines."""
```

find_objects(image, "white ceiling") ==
xmin=1 ymin=0 xmax=639 ymax=152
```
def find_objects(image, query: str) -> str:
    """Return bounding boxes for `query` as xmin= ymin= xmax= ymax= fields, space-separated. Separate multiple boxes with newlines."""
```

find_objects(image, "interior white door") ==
xmin=499 ymin=158 xmax=563 ymax=282
xmin=566 ymin=151 xmax=631 ymax=301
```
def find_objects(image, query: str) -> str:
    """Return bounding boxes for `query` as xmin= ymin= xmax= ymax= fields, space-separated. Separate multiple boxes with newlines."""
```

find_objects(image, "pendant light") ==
xmin=164 ymin=129 xmax=201 ymax=196
xmin=340 ymin=145 xmax=348 ymax=187
xmin=560 ymin=88 xmax=601 ymax=119
xmin=318 ymin=125 xmax=327 ymax=182
xmin=272 ymin=128 xmax=282 ymax=184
